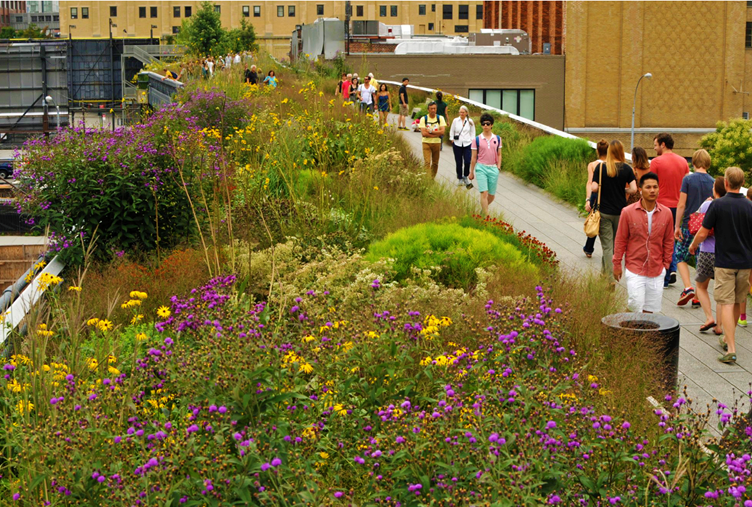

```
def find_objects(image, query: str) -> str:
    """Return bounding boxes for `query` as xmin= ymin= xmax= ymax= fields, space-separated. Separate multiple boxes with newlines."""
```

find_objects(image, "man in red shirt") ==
xmin=613 ymin=172 xmax=675 ymax=313
xmin=651 ymin=133 xmax=689 ymax=288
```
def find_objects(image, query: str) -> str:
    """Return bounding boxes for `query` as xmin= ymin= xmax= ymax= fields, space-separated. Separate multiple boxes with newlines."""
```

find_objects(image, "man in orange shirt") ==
xmin=651 ymin=133 xmax=689 ymax=288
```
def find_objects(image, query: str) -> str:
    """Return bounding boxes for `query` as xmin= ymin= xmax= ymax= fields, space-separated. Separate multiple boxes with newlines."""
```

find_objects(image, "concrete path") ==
xmin=393 ymin=119 xmax=752 ymax=431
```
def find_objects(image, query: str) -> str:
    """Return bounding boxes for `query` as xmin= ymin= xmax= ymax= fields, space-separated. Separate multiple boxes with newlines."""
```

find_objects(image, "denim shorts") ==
xmin=475 ymin=163 xmax=499 ymax=195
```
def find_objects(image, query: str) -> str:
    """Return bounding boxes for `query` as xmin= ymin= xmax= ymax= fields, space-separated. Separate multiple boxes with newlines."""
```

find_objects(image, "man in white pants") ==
xmin=613 ymin=172 xmax=675 ymax=313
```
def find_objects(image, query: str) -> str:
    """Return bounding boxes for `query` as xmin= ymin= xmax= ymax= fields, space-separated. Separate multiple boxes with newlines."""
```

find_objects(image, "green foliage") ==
xmin=178 ymin=0 xmax=224 ymax=55
xmin=0 ymin=26 xmax=15 ymax=38
xmin=699 ymin=118 xmax=752 ymax=178
xmin=223 ymin=18 xmax=259 ymax=54
xmin=366 ymin=222 xmax=534 ymax=290
xmin=1 ymin=23 xmax=49 ymax=39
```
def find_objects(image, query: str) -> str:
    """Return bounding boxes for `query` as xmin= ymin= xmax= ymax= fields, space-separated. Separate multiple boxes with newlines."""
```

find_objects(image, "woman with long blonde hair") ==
xmin=591 ymin=140 xmax=638 ymax=279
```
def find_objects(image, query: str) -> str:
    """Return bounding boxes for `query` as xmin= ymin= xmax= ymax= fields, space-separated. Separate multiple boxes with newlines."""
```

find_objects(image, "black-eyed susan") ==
xmin=156 ymin=306 xmax=171 ymax=319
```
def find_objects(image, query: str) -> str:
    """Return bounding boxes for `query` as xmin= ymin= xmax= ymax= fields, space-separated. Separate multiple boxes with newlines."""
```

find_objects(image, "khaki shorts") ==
xmin=714 ymin=267 xmax=751 ymax=305
xmin=400 ymin=104 xmax=409 ymax=116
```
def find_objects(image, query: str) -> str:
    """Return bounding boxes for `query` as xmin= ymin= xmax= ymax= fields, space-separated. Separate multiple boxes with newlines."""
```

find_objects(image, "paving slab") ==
xmin=392 ymin=118 xmax=750 ymax=426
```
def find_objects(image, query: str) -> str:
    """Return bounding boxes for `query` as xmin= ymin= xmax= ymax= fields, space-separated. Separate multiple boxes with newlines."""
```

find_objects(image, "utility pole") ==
xmin=345 ymin=1 xmax=351 ymax=55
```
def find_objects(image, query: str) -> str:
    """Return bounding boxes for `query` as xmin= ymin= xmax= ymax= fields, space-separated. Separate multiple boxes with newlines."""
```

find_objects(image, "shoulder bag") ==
xmin=583 ymin=163 xmax=603 ymax=238
xmin=688 ymin=197 xmax=713 ymax=237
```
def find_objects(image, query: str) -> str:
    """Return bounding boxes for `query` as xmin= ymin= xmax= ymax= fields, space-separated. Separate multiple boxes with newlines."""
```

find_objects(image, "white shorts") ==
xmin=624 ymin=268 xmax=665 ymax=313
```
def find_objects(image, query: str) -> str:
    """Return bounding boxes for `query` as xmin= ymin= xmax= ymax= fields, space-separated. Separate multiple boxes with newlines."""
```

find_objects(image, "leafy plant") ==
xmin=699 ymin=118 xmax=752 ymax=179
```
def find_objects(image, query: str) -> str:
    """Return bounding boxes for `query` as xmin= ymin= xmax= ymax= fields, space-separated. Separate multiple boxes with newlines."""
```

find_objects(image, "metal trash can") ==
xmin=601 ymin=313 xmax=681 ymax=392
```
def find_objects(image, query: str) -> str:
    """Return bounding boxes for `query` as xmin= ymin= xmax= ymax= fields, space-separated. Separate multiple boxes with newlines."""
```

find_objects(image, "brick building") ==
xmin=483 ymin=1 xmax=563 ymax=54
xmin=0 ymin=1 xmax=26 ymax=26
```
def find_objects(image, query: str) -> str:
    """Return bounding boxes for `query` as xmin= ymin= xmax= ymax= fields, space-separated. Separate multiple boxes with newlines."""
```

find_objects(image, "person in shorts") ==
xmin=419 ymin=102 xmax=446 ymax=178
xmin=398 ymin=78 xmax=409 ymax=130
xmin=613 ymin=172 xmax=674 ymax=313
xmin=469 ymin=113 xmax=502 ymax=216
xmin=690 ymin=167 xmax=752 ymax=364
xmin=693 ymin=176 xmax=726 ymax=336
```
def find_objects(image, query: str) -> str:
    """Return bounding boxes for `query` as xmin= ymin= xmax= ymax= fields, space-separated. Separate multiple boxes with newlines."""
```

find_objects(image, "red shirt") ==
xmin=613 ymin=201 xmax=675 ymax=278
xmin=650 ymin=152 xmax=689 ymax=208
xmin=342 ymin=80 xmax=351 ymax=99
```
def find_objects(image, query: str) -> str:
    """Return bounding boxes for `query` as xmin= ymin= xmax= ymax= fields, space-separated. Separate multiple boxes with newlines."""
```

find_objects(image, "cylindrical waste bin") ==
xmin=601 ymin=313 xmax=680 ymax=392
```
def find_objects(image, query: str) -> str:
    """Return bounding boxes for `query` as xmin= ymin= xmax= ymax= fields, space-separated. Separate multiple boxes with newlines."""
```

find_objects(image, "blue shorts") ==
xmin=475 ymin=163 xmax=499 ymax=195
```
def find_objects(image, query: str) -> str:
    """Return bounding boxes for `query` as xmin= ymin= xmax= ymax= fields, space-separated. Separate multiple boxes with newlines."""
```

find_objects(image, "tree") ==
xmin=222 ymin=19 xmax=258 ymax=53
xmin=18 ymin=23 xmax=48 ymax=39
xmin=178 ymin=1 xmax=224 ymax=56
xmin=0 ymin=27 xmax=16 ymax=38
xmin=699 ymin=118 xmax=752 ymax=178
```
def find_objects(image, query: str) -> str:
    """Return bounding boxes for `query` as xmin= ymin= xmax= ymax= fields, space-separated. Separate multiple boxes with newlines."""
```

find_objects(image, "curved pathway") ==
xmin=393 ymin=119 xmax=751 ymax=430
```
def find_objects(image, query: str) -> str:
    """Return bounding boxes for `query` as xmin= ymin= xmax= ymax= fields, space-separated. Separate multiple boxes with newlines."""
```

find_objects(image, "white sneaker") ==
xmin=463 ymin=177 xmax=470 ymax=186
xmin=457 ymin=179 xmax=465 ymax=186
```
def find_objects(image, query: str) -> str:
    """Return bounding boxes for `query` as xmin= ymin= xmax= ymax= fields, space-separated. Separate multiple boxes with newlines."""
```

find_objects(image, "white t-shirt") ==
xmin=646 ymin=208 xmax=656 ymax=235
xmin=358 ymin=84 xmax=376 ymax=105
xmin=234 ymin=54 xmax=241 ymax=64
xmin=449 ymin=117 xmax=475 ymax=147
xmin=207 ymin=61 xmax=214 ymax=74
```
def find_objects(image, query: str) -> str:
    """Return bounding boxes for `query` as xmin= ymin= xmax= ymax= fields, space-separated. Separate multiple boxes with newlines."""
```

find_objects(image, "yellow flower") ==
xmin=97 ymin=320 xmax=113 ymax=332
xmin=87 ymin=358 xmax=98 ymax=371
xmin=108 ymin=366 xmax=120 ymax=376
xmin=68 ymin=286 xmax=82 ymax=292
xmin=302 ymin=335 xmax=315 ymax=343
xmin=299 ymin=363 xmax=313 ymax=374
xmin=16 ymin=400 xmax=33 ymax=415
xmin=87 ymin=318 xmax=100 ymax=327
xmin=319 ymin=452 xmax=329 ymax=459
xmin=136 ymin=332 xmax=148 ymax=341
xmin=157 ymin=306 xmax=171 ymax=319
xmin=130 ymin=291 xmax=148 ymax=300
xmin=131 ymin=314 xmax=144 ymax=325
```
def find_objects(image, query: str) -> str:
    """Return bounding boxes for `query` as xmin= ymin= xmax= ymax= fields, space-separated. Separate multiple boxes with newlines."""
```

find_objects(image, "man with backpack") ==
xmin=469 ymin=113 xmax=502 ymax=216
xmin=419 ymin=102 xmax=446 ymax=178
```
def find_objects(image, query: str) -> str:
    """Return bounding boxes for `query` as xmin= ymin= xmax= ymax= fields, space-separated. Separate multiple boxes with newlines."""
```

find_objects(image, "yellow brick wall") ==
xmin=566 ymin=1 xmax=748 ymax=136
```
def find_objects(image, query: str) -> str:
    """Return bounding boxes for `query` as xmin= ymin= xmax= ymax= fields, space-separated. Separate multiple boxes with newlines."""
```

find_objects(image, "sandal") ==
xmin=700 ymin=322 xmax=716 ymax=332
xmin=718 ymin=352 xmax=737 ymax=364
xmin=713 ymin=329 xmax=724 ymax=336
xmin=718 ymin=334 xmax=728 ymax=351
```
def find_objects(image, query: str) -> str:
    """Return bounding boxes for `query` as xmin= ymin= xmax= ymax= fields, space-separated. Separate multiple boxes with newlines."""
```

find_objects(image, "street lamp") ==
xmin=43 ymin=95 xmax=60 ymax=130
xmin=151 ymin=24 xmax=157 ymax=45
xmin=630 ymin=72 xmax=652 ymax=154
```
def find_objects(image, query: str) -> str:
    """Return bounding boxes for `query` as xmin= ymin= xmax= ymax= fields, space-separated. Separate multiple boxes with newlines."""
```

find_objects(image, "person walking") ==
xmin=469 ymin=113 xmax=502 ymax=216
xmin=590 ymin=140 xmax=638 ymax=281
xmin=368 ymin=72 xmax=378 ymax=89
xmin=689 ymin=167 xmax=752 ymax=364
xmin=342 ymin=73 xmax=352 ymax=101
xmin=693 ymin=177 xmax=726 ymax=337
xmin=449 ymin=106 xmax=475 ymax=187
xmin=674 ymin=149 xmax=715 ymax=306
xmin=738 ymin=190 xmax=752 ymax=327
xmin=357 ymin=76 xmax=377 ymax=113
xmin=398 ymin=78 xmax=409 ymax=130
xmin=376 ymin=84 xmax=391 ymax=126
xmin=651 ymin=133 xmax=689 ymax=287
xmin=419 ymin=102 xmax=446 ymax=179
xmin=263 ymin=70 xmax=278 ymax=88
xmin=626 ymin=146 xmax=651 ymax=206
xmin=583 ymin=139 xmax=609 ymax=258
xmin=247 ymin=65 xmax=258 ymax=85
xmin=348 ymin=77 xmax=359 ymax=104
xmin=435 ymin=91 xmax=448 ymax=151
xmin=336 ymin=73 xmax=346 ymax=97
xmin=613 ymin=172 xmax=674 ymax=313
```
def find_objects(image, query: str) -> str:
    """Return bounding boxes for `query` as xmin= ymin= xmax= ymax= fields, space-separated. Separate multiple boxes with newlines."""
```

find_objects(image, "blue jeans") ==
xmin=664 ymin=207 xmax=678 ymax=286
xmin=452 ymin=144 xmax=471 ymax=180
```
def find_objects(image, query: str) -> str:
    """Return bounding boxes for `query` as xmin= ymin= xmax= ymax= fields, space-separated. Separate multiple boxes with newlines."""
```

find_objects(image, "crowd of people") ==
xmin=160 ymin=52 xmax=282 ymax=89
xmin=585 ymin=133 xmax=752 ymax=364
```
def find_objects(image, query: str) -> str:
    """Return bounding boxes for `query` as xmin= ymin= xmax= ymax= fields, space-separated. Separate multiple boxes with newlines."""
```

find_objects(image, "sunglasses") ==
xmin=481 ymin=122 xmax=492 ymax=126
xmin=365 ymin=78 xmax=370 ymax=81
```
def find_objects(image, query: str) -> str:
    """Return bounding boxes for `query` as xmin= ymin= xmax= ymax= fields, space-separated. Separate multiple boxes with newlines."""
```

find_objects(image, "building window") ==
xmin=277 ymin=5 xmax=284 ymax=17
xmin=150 ymin=6 xmax=157 ymax=17
xmin=356 ymin=5 xmax=364 ymax=16
xmin=110 ymin=6 xmax=117 ymax=17
xmin=391 ymin=5 xmax=397 ymax=16
xmin=15 ymin=15 xmax=22 ymax=22
xmin=172 ymin=26 xmax=180 ymax=34
xmin=428 ymin=22 xmax=434 ymax=30
xmin=432 ymin=4 xmax=436 ymax=12
xmin=243 ymin=5 xmax=250 ymax=16
xmin=81 ymin=7 xmax=88 ymax=19
xmin=174 ymin=6 xmax=180 ymax=17
xmin=185 ymin=6 xmax=192 ymax=17
xmin=458 ymin=5 xmax=468 ymax=19
xmin=747 ymin=22 xmax=752 ymax=48
xmin=379 ymin=5 xmax=386 ymax=16
xmin=31 ymin=15 xmax=38 ymax=22
xmin=748 ymin=1 xmax=752 ymax=7
xmin=476 ymin=4 xmax=483 ymax=19
xmin=442 ymin=4 xmax=452 ymax=19
xmin=53 ymin=14 xmax=59 ymax=21
xmin=46 ymin=15 xmax=51 ymax=21
xmin=468 ymin=89 xmax=536 ymax=120
xmin=455 ymin=24 xmax=468 ymax=32
xmin=69 ymin=7 xmax=76 ymax=19
xmin=253 ymin=5 xmax=260 ymax=16
xmin=139 ymin=6 xmax=146 ymax=18
xmin=316 ymin=4 xmax=324 ymax=15
xmin=419 ymin=4 xmax=426 ymax=15
xmin=288 ymin=5 xmax=295 ymax=16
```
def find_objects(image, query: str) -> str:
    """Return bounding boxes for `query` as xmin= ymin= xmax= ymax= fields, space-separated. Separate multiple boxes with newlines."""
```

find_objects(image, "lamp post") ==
xmin=630 ymin=72 xmax=652 ymax=154
xmin=151 ymin=24 xmax=157 ymax=45
xmin=43 ymin=95 xmax=60 ymax=130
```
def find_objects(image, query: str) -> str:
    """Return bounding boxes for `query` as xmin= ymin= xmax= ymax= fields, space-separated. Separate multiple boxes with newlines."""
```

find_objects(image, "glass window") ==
xmin=109 ymin=6 xmax=117 ymax=17
xmin=277 ymin=5 xmax=284 ymax=17
xmin=69 ymin=7 xmax=77 ymax=19
xmin=468 ymin=89 xmax=484 ymax=104
xmin=747 ymin=22 xmax=752 ymax=48
xmin=15 ymin=15 xmax=22 ymax=22
xmin=317 ymin=4 xmax=324 ymax=15
xmin=519 ymin=90 xmax=535 ymax=120
xmin=150 ymin=6 xmax=157 ymax=17
xmin=139 ymin=6 xmax=146 ymax=18
xmin=476 ymin=4 xmax=483 ymax=19
xmin=419 ymin=4 xmax=426 ymax=15
xmin=502 ymin=90 xmax=517 ymax=114
xmin=81 ymin=7 xmax=88 ymax=19
xmin=174 ymin=6 xmax=181 ymax=17
xmin=185 ymin=6 xmax=192 ymax=17
xmin=484 ymin=90 xmax=501 ymax=109
xmin=172 ymin=26 xmax=180 ymax=34
xmin=288 ymin=5 xmax=295 ymax=16
xmin=356 ymin=5 xmax=364 ymax=16
xmin=46 ymin=15 xmax=51 ymax=21
xmin=455 ymin=25 xmax=468 ymax=32
xmin=253 ymin=5 xmax=260 ymax=16
xmin=747 ymin=1 xmax=752 ymax=6
xmin=53 ymin=14 xmax=59 ymax=21
xmin=432 ymin=4 xmax=435 ymax=12
xmin=215 ymin=5 xmax=221 ymax=14
xmin=428 ymin=22 xmax=434 ymax=30
xmin=379 ymin=5 xmax=386 ymax=16
xmin=31 ymin=15 xmax=38 ymax=22
xmin=243 ymin=5 xmax=250 ymax=16
xmin=458 ymin=5 xmax=468 ymax=19
xmin=442 ymin=4 xmax=452 ymax=19
xmin=391 ymin=5 xmax=397 ymax=16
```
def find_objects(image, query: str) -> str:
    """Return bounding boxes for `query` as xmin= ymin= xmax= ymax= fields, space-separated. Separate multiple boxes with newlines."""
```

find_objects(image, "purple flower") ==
xmin=334 ymin=492 xmax=343 ymax=498
xmin=546 ymin=421 xmax=557 ymax=430
xmin=271 ymin=457 xmax=282 ymax=467
xmin=261 ymin=463 xmax=270 ymax=471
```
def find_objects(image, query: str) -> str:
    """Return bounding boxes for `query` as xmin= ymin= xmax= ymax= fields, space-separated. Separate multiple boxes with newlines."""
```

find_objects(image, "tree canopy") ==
xmin=178 ymin=1 xmax=257 ymax=56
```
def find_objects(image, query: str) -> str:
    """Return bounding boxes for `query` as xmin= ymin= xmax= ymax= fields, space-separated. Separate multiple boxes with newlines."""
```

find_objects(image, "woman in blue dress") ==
xmin=376 ymin=83 xmax=391 ymax=126
xmin=263 ymin=70 xmax=278 ymax=89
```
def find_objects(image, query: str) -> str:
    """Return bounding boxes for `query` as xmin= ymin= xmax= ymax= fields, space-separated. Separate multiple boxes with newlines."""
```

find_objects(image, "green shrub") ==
xmin=699 ymin=118 xmax=752 ymax=179
xmin=366 ymin=222 xmax=534 ymax=290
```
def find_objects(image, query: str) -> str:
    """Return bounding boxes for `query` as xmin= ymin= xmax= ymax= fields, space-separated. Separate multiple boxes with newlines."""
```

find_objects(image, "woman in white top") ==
xmin=449 ymin=106 xmax=475 ymax=186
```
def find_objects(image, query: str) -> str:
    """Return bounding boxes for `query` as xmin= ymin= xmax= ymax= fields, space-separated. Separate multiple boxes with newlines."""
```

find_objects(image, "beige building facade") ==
xmin=565 ymin=1 xmax=750 ymax=156
xmin=59 ymin=1 xmax=484 ymax=58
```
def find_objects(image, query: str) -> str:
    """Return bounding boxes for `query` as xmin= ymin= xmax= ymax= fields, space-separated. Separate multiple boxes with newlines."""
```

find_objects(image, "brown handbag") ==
xmin=583 ymin=163 xmax=603 ymax=238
